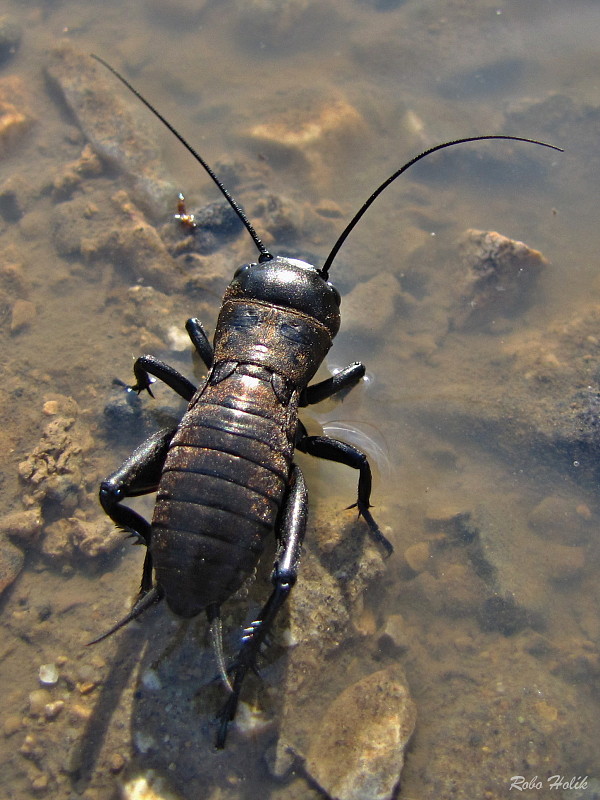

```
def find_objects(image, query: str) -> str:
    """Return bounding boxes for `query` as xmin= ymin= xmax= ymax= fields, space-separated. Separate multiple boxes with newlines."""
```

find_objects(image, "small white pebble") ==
xmin=166 ymin=325 xmax=191 ymax=351
xmin=234 ymin=700 xmax=272 ymax=736
xmin=134 ymin=731 xmax=156 ymax=754
xmin=39 ymin=663 xmax=59 ymax=686
xmin=44 ymin=700 xmax=65 ymax=720
xmin=141 ymin=668 xmax=162 ymax=691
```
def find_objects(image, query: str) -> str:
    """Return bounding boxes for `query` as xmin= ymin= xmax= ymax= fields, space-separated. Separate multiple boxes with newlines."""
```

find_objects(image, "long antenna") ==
xmin=91 ymin=55 xmax=273 ymax=262
xmin=319 ymin=135 xmax=563 ymax=280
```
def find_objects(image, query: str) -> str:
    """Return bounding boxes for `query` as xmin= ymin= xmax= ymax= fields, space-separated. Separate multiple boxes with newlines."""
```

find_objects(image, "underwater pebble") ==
xmin=453 ymin=634 xmax=477 ymax=654
xmin=121 ymin=770 xmax=181 ymax=800
xmin=305 ymin=666 xmax=416 ymax=800
xmin=403 ymin=541 xmax=430 ymax=573
xmin=378 ymin=614 xmax=409 ymax=654
xmin=234 ymin=700 xmax=272 ymax=738
xmin=43 ymin=516 xmax=123 ymax=561
xmin=141 ymin=668 xmax=162 ymax=691
xmin=108 ymin=752 xmax=126 ymax=774
xmin=0 ymin=175 xmax=26 ymax=221
xmin=343 ymin=273 xmax=402 ymax=336
xmin=44 ymin=700 xmax=64 ymax=720
xmin=20 ymin=733 xmax=42 ymax=758
xmin=0 ymin=534 xmax=25 ymax=595
xmin=249 ymin=94 xmax=364 ymax=155
xmin=165 ymin=325 xmax=191 ymax=352
xmin=452 ymin=228 xmax=546 ymax=330
xmin=528 ymin=496 xmax=592 ymax=545
xmin=3 ymin=715 xmax=21 ymax=736
xmin=31 ymin=773 xmax=49 ymax=793
xmin=10 ymin=298 xmax=36 ymax=333
xmin=0 ymin=15 xmax=22 ymax=63
xmin=134 ymin=731 xmax=156 ymax=755
xmin=354 ymin=605 xmax=377 ymax=637
xmin=0 ymin=509 xmax=42 ymax=543
xmin=436 ymin=563 xmax=487 ymax=615
xmin=70 ymin=703 xmax=92 ymax=721
xmin=29 ymin=689 xmax=52 ymax=717
xmin=38 ymin=663 xmax=59 ymax=686
xmin=0 ymin=76 xmax=34 ymax=157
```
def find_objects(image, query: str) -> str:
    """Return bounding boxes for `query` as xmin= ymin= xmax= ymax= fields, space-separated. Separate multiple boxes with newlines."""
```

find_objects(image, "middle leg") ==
xmin=295 ymin=433 xmax=393 ymax=557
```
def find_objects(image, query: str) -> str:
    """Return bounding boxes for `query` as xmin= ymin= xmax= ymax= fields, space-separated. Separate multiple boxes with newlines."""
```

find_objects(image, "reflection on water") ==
xmin=1 ymin=0 xmax=600 ymax=797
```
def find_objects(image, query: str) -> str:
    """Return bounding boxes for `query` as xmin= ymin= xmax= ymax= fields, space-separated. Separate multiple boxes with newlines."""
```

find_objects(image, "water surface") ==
xmin=1 ymin=1 xmax=599 ymax=798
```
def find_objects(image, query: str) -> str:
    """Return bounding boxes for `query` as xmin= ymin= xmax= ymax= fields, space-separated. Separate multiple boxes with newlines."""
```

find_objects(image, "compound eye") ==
xmin=329 ymin=283 xmax=341 ymax=306
xmin=279 ymin=320 xmax=313 ymax=345
xmin=229 ymin=307 xmax=260 ymax=329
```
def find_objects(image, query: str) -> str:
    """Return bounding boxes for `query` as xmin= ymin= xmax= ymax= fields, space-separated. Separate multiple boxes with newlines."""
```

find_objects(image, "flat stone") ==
xmin=246 ymin=89 xmax=367 ymax=190
xmin=305 ymin=666 xmax=416 ymax=800
xmin=46 ymin=44 xmax=176 ymax=217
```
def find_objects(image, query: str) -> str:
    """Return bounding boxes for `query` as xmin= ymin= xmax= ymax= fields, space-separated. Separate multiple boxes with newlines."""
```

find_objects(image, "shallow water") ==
xmin=1 ymin=0 xmax=600 ymax=798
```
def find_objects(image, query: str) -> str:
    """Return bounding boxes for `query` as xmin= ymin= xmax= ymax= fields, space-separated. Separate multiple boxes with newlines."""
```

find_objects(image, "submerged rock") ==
xmin=120 ymin=770 xmax=182 ymax=800
xmin=46 ymin=44 xmax=176 ymax=217
xmin=451 ymin=228 xmax=546 ymax=330
xmin=267 ymin=528 xmax=413 ymax=797
xmin=0 ymin=509 xmax=42 ymax=544
xmin=343 ymin=273 xmax=403 ymax=336
xmin=0 ymin=15 xmax=21 ymax=64
xmin=51 ymin=189 xmax=184 ymax=293
xmin=245 ymin=89 xmax=366 ymax=190
xmin=527 ymin=495 xmax=593 ymax=546
xmin=0 ymin=75 xmax=35 ymax=157
xmin=0 ymin=534 xmax=25 ymax=595
xmin=305 ymin=666 xmax=416 ymax=800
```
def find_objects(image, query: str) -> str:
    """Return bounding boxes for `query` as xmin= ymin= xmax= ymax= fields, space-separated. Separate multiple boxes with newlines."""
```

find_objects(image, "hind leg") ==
xmin=216 ymin=464 xmax=308 ymax=748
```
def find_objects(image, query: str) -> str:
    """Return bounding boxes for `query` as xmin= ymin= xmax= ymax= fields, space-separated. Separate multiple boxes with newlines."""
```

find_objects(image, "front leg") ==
xmin=129 ymin=319 xmax=213 ymax=397
xmin=216 ymin=464 xmax=308 ymax=748
xmin=129 ymin=355 xmax=197 ymax=400
xmin=299 ymin=362 xmax=365 ymax=406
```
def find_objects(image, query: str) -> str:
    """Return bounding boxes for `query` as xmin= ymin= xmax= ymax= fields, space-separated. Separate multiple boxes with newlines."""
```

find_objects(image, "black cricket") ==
xmin=91 ymin=56 xmax=561 ymax=747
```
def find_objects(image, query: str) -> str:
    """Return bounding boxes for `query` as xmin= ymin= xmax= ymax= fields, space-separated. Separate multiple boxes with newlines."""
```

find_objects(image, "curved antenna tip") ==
xmin=320 ymin=134 xmax=562 ymax=279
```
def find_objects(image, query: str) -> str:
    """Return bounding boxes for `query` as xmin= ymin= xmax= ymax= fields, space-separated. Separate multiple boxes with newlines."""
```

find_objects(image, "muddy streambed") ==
xmin=0 ymin=2 xmax=600 ymax=800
